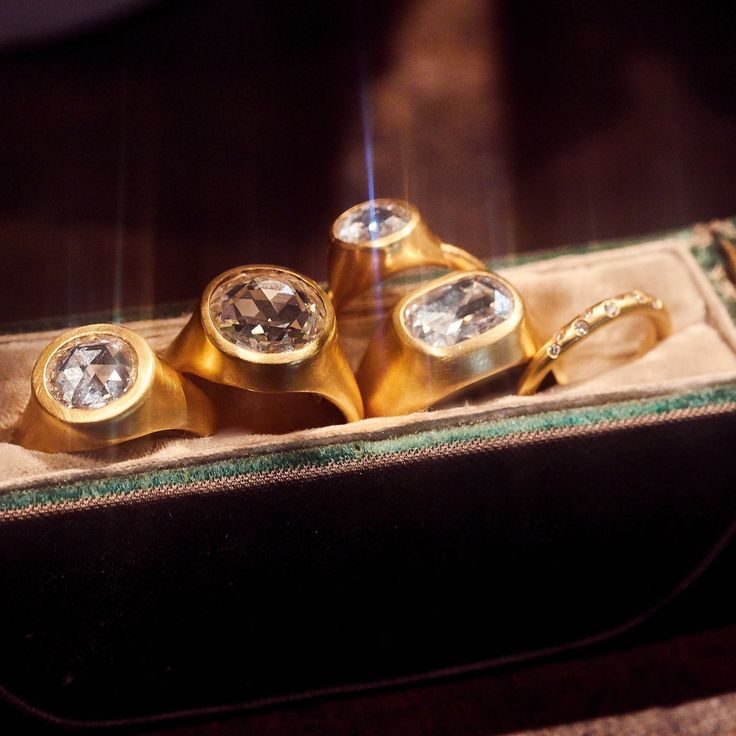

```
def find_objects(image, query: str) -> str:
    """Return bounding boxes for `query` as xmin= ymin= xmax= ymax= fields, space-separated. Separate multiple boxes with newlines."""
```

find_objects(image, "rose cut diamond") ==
xmin=335 ymin=201 xmax=411 ymax=243
xmin=402 ymin=274 xmax=514 ymax=348
xmin=210 ymin=270 xmax=326 ymax=353
xmin=48 ymin=335 xmax=137 ymax=409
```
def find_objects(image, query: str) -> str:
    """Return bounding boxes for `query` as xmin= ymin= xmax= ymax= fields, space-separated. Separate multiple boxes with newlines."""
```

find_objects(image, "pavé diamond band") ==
xmin=516 ymin=291 xmax=671 ymax=396
xmin=356 ymin=269 xmax=536 ymax=416
xmin=15 ymin=323 xmax=217 ymax=453
xmin=164 ymin=264 xmax=364 ymax=427
xmin=328 ymin=199 xmax=487 ymax=315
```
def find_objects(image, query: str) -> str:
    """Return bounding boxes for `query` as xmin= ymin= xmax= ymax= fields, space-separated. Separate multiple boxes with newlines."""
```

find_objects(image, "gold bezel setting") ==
xmin=201 ymin=265 xmax=332 ymax=366
xmin=398 ymin=271 xmax=521 ymax=358
xmin=331 ymin=198 xmax=418 ymax=250
xmin=34 ymin=324 xmax=154 ymax=426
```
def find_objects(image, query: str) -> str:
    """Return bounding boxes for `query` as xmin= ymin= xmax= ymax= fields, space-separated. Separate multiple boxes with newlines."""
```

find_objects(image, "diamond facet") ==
xmin=547 ymin=343 xmax=562 ymax=359
xmin=604 ymin=300 xmax=621 ymax=318
xmin=48 ymin=335 xmax=137 ymax=409
xmin=335 ymin=201 xmax=411 ymax=243
xmin=402 ymin=274 xmax=514 ymax=348
xmin=209 ymin=270 xmax=326 ymax=353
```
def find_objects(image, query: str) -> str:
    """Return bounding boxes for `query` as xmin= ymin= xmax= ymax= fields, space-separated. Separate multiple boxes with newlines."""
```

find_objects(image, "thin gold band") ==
xmin=516 ymin=291 xmax=671 ymax=396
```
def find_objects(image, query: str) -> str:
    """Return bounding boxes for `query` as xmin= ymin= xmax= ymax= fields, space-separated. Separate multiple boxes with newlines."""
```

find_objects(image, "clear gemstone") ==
xmin=547 ymin=343 xmax=562 ymax=359
xmin=402 ymin=274 xmax=514 ymax=348
xmin=48 ymin=335 xmax=137 ymax=409
xmin=335 ymin=201 xmax=411 ymax=243
xmin=554 ymin=331 xmax=565 ymax=342
xmin=632 ymin=290 xmax=646 ymax=303
xmin=604 ymin=300 xmax=621 ymax=318
xmin=210 ymin=271 xmax=326 ymax=353
xmin=652 ymin=298 xmax=663 ymax=311
xmin=573 ymin=319 xmax=590 ymax=336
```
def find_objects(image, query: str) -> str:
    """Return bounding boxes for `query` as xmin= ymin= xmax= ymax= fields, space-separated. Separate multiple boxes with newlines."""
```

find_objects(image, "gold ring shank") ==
xmin=164 ymin=313 xmax=363 ymax=424
xmin=164 ymin=266 xmax=364 ymax=425
xmin=15 ymin=324 xmax=216 ymax=453
xmin=439 ymin=242 xmax=487 ymax=271
xmin=356 ymin=270 xmax=536 ymax=417
xmin=516 ymin=291 xmax=671 ymax=396
xmin=328 ymin=199 xmax=486 ymax=314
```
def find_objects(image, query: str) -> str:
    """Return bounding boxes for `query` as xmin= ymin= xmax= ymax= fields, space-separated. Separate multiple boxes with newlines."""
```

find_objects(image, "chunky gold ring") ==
xmin=356 ymin=270 xmax=536 ymax=417
xmin=517 ymin=290 xmax=671 ymax=396
xmin=328 ymin=198 xmax=487 ymax=314
xmin=15 ymin=323 xmax=216 ymax=453
xmin=164 ymin=265 xmax=364 ymax=428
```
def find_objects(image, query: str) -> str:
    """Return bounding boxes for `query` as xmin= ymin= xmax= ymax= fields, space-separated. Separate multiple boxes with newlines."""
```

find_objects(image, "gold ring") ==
xmin=164 ymin=264 xmax=364 ymax=428
xmin=15 ymin=323 xmax=217 ymax=453
xmin=328 ymin=198 xmax=487 ymax=314
xmin=356 ymin=270 xmax=536 ymax=416
xmin=517 ymin=291 xmax=671 ymax=396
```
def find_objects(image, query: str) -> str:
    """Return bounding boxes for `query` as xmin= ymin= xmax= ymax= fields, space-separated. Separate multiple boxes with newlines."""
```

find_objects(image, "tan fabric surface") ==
xmin=2 ymin=234 xmax=736 ymax=492
xmin=507 ymin=693 xmax=736 ymax=736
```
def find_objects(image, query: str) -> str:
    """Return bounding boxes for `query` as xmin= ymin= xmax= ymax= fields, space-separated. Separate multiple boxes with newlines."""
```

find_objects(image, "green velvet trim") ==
xmin=2 ymin=383 xmax=735 ymax=515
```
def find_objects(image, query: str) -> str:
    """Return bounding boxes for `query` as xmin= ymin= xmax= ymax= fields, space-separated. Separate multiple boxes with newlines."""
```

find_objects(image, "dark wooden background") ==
xmin=2 ymin=1 xmax=736 ymax=733
xmin=1 ymin=0 xmax=735 ymax=324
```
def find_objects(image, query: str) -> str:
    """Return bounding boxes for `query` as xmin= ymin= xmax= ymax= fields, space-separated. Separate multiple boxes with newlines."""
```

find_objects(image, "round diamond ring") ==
xmin=15 ymin=323 xmax=216 ymax=453
xmin=164 ymin=265 xmax=364 ymax=429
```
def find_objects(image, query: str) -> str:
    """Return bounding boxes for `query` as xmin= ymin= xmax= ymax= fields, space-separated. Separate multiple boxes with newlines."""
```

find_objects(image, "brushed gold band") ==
xmin=15 ymin=323 xmax=216 ymax=453
xmin=516 ymin=291 xmax=671 ymax=396
xmin=328 ymin=199 xmax=486 ymax=314
xmin=356 ymin=270 xmax=536 ymax=417
xmin=164 ymin=265 xmax=364 ymax=425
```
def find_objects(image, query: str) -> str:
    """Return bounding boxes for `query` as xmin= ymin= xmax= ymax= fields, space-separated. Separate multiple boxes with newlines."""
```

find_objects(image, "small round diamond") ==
xmin=604 ymin=300 xmax=621 ymax=318
xmin=632 ymin=290 xmax=646 ymax=303
xmin=554 ymin=331 xmax=565 ymax=342
xmin=334 ymin=200 xmax=411 ymax=244
xmin=210 ymin=270 xmax=326 ymax=353
xmin=652 ymin=298 xmax=663 ymax=311
xmin=573 ymin=319 xmax=590 ymax=336
xmin=47 ymin=335 xmax=137 ymax=409
xmin=546 ymin=343 xmax=562 ymax=359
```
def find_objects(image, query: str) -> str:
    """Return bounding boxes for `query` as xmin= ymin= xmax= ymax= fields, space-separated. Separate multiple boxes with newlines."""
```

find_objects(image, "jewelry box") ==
xmin=1 ymin=219 xmax=736 ymax=728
